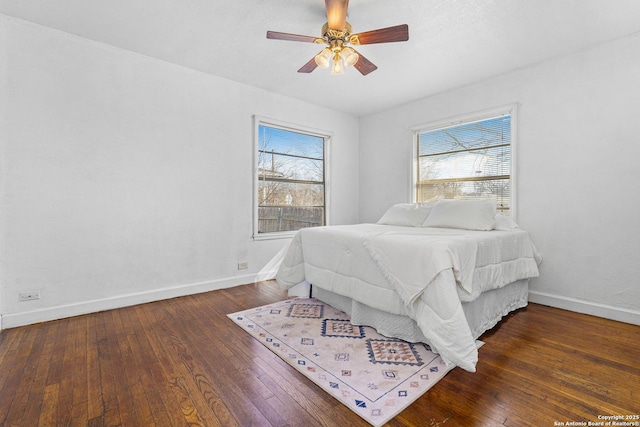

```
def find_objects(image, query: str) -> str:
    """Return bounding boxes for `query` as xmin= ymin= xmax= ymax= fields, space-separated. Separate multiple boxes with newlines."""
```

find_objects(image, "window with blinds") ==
xmin=254 ymin=118 xmax=329 ymax=238
xmin=414 ymin=109 xmax=514 ymax=215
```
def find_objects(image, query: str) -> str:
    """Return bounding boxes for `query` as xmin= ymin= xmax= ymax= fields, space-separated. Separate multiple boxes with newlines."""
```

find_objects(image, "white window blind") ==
xmin=415 ymin=111 xmax=513 ymax=214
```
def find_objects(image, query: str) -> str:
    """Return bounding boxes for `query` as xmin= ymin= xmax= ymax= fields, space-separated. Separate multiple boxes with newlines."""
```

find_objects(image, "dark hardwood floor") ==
xmin=0 ymin=280 xmax=638 ymax=426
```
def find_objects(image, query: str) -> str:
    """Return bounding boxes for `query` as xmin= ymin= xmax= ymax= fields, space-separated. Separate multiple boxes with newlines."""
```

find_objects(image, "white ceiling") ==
xmin=2 ymin=0 xmax=640 ymax=116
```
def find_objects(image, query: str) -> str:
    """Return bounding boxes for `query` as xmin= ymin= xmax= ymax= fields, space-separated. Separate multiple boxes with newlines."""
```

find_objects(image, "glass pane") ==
xmin=258 ymin=152 xmax=323 ymax=182
xmin=416 ymin=179 xmax=511 ymax=214
xmin=258 ymin=181 xmax=325 ymax=233
xmin=419 ymin=145 xmax=510 ymax=181
xmin=419 ymin=116 xmax=510 ymax=156
xmin=258 ymin=125 xmax=324 ymax=159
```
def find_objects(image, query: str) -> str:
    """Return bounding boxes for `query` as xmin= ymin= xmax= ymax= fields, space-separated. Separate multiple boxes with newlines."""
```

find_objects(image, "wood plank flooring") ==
xmin=0 ymin=280 xmax=638 ymax=426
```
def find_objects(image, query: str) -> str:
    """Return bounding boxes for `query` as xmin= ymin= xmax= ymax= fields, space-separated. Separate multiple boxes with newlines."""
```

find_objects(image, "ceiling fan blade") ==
xmin=298 ymin=56 xmax=319 ymax=73
xmin=266 ymin=31 xmax=320 ymax=43
xmin=352 ymin=49 xmax=377 ymax=75
xmin=352 ymin=24 xmax=409 ymax=45
xmin=325 ymin=0 xmax=349 ymax=30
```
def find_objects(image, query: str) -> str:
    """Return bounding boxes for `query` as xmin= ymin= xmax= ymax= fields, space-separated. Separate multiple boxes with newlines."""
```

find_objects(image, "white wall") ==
xmin=359 ymin=33 xmax=640 ymax=324
xmin=3 ymin=14 xmax=639 ymax=329
xmin=0 ymin=15 xmax=360 ymax=327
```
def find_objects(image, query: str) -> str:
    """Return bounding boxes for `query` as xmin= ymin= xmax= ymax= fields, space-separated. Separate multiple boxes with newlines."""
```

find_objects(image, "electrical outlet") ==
xmin=237 ymin=261 xmax=249 ymax=270
xmin=19 ymin=291 xmax=40 ymax=301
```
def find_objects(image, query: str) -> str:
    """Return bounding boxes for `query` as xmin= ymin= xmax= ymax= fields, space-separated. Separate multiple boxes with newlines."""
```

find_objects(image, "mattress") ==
xmin=277 ymin=224 xmax=540 ymax=308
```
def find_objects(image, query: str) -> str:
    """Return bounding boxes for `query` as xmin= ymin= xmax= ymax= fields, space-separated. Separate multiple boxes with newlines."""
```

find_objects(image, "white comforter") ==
xmin=275 ymin=224 xmax=540 ymax=372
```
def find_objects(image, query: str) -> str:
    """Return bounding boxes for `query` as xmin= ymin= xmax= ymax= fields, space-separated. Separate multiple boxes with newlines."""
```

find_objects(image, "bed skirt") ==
xmin=307 ymin=279 xmax=529 ymax=344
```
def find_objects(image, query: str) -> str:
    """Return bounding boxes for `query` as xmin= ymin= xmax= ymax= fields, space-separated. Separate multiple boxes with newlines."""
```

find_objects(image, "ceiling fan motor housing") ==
xmin=321 ymin=22 xmax=360 ymax=50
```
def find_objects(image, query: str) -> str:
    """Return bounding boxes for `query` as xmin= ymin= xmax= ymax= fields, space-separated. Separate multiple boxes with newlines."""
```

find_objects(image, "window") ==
xmin=254 ymin=117 xmax=330 ymax=238
xmin=412 ymin=106 xmax=516 ymax=216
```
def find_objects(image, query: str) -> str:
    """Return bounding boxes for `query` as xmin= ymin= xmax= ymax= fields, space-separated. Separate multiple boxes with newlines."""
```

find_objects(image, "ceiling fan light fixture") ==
xmin=314 ymin=48 xmax=332 ymax=68
xmin=266 ymin=1 xmax=409 ymax=76
xmin=341 ymin=47 xmax=358 ymax=67
xmin=330 ymin=52 xmax=345 ymax=75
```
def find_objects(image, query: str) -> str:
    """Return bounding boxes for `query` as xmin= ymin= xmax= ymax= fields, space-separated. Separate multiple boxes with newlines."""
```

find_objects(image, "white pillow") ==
xmin=422 ymin=199 xmax=497 ymax=230
xmin=377 ymin=202 xmax=435 ymax=227
xmin=494 ymin=214 xmax=520 ymax=231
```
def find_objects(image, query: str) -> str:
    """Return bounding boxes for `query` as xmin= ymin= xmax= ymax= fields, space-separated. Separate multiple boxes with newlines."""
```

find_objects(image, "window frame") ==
xmin=253 ymin=116 xmax=331 ymax=240
xmin=410 ymin=104 xmax=518 ymax=219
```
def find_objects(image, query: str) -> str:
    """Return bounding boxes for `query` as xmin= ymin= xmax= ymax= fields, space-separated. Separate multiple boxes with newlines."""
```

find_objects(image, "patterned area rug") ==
xmin=228 ymin=297 xmax=455 ymax=426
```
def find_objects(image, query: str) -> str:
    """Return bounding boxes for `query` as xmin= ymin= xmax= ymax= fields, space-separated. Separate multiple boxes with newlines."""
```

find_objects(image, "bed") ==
xmin=275 ymin=199 xmax=542 ymax=372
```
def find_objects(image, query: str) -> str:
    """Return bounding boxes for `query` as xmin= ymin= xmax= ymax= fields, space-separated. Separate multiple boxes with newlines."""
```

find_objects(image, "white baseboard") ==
xmin=528 ymin=290 xmax=640 ymax=326
xmin=1 ymin=270 xmax=279 ymax=329
xmin=6 ymin=279 xmax=637 ymax=329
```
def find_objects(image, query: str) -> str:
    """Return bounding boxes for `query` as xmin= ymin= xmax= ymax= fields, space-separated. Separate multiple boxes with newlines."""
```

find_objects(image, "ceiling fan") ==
xmin=266 ymin=0 xmax=409 ymax=76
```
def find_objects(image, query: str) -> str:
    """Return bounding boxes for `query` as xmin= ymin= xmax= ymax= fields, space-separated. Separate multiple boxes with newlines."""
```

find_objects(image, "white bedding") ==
xmin=275 ymin=223 xmax=541 ymax=372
